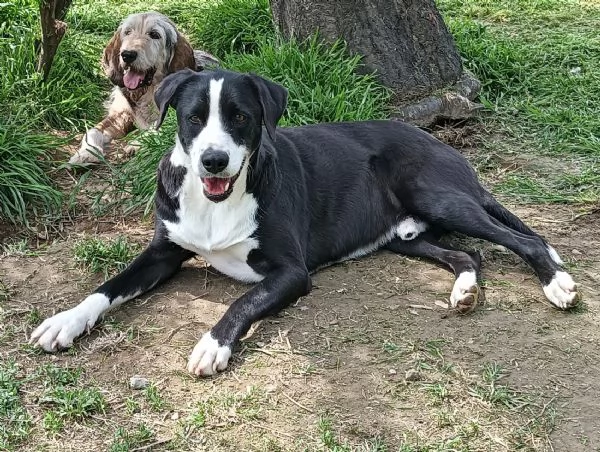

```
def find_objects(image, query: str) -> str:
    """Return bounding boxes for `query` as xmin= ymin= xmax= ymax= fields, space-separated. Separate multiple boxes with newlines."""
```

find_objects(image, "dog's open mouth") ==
xmin=201 ymin=159 xmax=246 ymax=202
xmin=123 ymin=67 xmax=155 ymax=90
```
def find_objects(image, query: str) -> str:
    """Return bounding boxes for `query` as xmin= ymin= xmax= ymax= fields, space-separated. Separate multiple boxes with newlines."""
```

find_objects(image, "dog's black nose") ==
xmin=202 ymin=150 xmax=229 ymax=174
xmin=120 ymin=50 xmax=138 ymax=64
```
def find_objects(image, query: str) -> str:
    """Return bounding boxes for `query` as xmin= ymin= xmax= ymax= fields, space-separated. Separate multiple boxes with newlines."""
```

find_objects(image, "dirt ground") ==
xmin=1 ymin=204 xmax=599 ymax=451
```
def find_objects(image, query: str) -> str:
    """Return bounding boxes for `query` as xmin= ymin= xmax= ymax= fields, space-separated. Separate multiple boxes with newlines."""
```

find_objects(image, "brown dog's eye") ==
xmin=234 ymin=113 xmax=247 ymax=123
xmin=149 ymin=30 xmax=161 ymax=40
xmin=124 ymin=29 xmax=132 ymax=36
xmin=189 ymin=115 xmax=202 ymax=125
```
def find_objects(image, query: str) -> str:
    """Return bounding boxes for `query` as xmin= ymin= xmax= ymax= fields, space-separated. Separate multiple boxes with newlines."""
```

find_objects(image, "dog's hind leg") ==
xmin=30 ymin=239 xmax=194 ymax=352
xmin=482 ymin=190 xmax=564 ymax=265
xmin=415 ymin=196 xmax=579 ymax=309
xmin=385 ymin=234 xmax=482 ymax=313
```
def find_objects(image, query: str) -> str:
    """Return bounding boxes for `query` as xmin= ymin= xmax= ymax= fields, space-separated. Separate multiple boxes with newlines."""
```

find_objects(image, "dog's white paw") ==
xmin=30 ymin=293 xmax=108 ymax=352
xmin=69 ymin=128 xmax=107 ymax=164
xmin=450 ymin=271 xmax=479 ymax=313
xmin=187 ymin=332 xmax=232 ymax=377
xmin=30 ymin=308 xmax=96 ymax=352
xmin=543 ymin=271 xmax=579 ymax=309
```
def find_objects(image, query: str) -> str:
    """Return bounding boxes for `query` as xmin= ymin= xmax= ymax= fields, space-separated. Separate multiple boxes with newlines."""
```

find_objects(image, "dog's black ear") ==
xmin=248 ymin=74 xmax=288 ymax=140
xmin=154 ymin=68 xmax=197 ymax=129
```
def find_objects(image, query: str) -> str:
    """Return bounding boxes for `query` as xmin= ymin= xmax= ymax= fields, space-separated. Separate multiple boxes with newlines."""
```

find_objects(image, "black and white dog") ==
xmin=31 ymin=69 xmax=580 ymax=376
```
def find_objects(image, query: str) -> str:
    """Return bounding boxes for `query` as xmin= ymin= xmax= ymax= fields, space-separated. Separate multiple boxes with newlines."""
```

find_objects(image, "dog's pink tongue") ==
xmin=203 ymin=177 xmax=230 ymax=195
xmin=123 ymin=70 xmax=144 ymax=89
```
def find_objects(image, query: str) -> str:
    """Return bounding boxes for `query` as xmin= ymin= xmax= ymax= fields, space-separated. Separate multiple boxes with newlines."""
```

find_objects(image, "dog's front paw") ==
xmin=187 ymin=331 xmax=232 ymax=377
xmin=69 ymin=128 xmax=107 ymax=165
xmin=30 ymin=307 xmax=98 ymax=352
xmin=450 ymin=270 xmax=479 ymax=313
xmin=543 ymin=271 xmax=580 ymax=309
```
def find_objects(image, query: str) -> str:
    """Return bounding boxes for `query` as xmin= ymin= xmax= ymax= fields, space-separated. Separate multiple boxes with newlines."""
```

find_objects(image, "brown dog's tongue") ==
xmin=123 ymin=70 xmax=144 ymax=89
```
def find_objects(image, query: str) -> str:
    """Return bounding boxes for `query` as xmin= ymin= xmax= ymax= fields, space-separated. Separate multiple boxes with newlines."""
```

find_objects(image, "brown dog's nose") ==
xmin=121 ymin=50 xmax=138 ymax=64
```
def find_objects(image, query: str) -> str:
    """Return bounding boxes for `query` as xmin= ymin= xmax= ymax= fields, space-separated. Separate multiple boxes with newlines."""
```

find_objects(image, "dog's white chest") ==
xmin=163 ymin=175 xmax=263 ymax=283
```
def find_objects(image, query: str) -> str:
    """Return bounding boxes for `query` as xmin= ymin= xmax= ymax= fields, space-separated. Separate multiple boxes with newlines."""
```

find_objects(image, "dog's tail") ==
xmin=482 ymin=191 xmax=538 ymax=237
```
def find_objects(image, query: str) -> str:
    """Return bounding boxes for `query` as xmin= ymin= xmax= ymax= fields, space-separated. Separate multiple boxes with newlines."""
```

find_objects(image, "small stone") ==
xmin=388 ymin=369 xmax=397 ymax=375
xmin=129 ymin=375 xmax=149 ymax=390
xmin=329 ymin=319 xmax=339 ymax=326
xmin=171 ymin=412 xmax=180 ymax=421
xmin=255 ymin=341 xmax=265 ymax=348
xmin=572 ymin=249 xmax=582 ymax=255
xmin=405 ymin=369 xmax=422 ymax=382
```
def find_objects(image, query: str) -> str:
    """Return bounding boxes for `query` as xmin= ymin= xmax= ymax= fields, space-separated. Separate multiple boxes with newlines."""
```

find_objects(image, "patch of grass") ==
xmin=144 ymin=383 xmax=166 ymax=411
xmin=109 ymin=424 xmax=155 ymax=452
xmin=495 ymin=168 xmax=600 ymax=204
xmin=438 ymin=0 xmax=600 ymax=204
xmin=226 ymin=35 xmax=391 ymax=126
xmin=125 ymin=397 xmax=140 ymax=415
xmin=318 ymin=415 xmax=390 ymax=452
xmin=191 ymin=0 xmax=275 ymax=55
xmin=40 ymin=386 xmax=106 ymax=419
xmin=0 ymin=1 xmax=104 ymax=131
xmin=38 ymin=364 xmax=82 ymax=387
xmin=0 ymin=360 xmax=32 ymax=450
xmin=0 ymin=281 xmax=9 ymax=302
xmin=469 ymin=362 xmax=528 ymax=409
xmin=73 ymin=236 xmax=140 ymax=279
xmin=0 ymin=0 xmax=104 ymax=225
xmin=185 ymin=386 xmax=265 ymax=429
xmin=35 ymin=363 xmax=105 ymax=425
xmin=0 ymin=120 xmax=64 ymax=225
xmin=42 ymin=411 xmax=64 ymax=434
xmin=1 ymin=239 xmax=41 ymax=257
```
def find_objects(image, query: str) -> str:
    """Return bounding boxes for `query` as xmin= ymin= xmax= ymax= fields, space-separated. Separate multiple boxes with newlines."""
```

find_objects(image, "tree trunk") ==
xmin=270 ymin=0 xmax=481 ymax=125
xmin=37 ymin=0 xmax=73 ymax=81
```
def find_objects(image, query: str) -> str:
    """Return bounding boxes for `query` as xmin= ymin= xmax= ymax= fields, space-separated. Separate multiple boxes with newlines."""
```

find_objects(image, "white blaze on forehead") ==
xmin=189 ymin=78 xmax=247 ymax=177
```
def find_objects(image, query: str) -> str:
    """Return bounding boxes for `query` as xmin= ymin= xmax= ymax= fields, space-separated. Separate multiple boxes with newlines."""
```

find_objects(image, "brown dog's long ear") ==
xmin=168 ymin=32 xmax=196 ymax=73
xmin=248 ymin=73 xmax=288 ymax=141
xmin=154 ymin=68 xmax=198 ymax=129
xmin=102 ymin=28 xmax=123 ymax=86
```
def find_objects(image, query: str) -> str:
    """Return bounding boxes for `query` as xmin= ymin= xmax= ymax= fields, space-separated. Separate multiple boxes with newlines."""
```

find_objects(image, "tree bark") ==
xmin=38 ymin=0 xmax=73 ymax=81
xmin=270 ymin=0 xmax=481 ymax=124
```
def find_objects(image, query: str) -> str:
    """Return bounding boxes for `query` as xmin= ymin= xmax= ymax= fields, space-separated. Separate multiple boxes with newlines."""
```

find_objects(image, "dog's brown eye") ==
xmin=149 ymin=30 xmax=161 ymax=39
xmin=189 ymin=115 xmax=202 ymax=125
xmin=124 ymin=29 xmax=132 ymax=36
xmin=234 ymin=113 xmax=247 ymax=123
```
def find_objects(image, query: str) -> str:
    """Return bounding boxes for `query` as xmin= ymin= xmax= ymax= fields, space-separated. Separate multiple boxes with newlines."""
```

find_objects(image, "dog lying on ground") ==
xmin=69 ymin=11 xmax=218 ymax=165
xmin=33 ymin=69 xmax=580 ymax=376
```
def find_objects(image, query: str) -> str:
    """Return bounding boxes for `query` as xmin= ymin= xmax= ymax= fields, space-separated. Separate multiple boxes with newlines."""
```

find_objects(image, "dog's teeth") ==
xmin=224 ymin=182 xmax=230 ymax=191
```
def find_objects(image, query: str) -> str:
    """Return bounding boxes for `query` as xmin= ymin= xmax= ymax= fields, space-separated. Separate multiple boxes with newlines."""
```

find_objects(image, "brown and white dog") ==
xmin=69 ymin=11 xmax=219 ymax=164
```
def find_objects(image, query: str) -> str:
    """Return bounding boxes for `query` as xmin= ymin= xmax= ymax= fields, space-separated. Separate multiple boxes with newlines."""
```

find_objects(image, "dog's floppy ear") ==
xmin=168 ymin=31 xmax=196 ymax=73
xmin=154 ymin=68 xmax=197 ymax=129
xmin=248 ymin=74 xmax=288 ymax=141
xmin=102 ymin=28 xmax=123 ymax=85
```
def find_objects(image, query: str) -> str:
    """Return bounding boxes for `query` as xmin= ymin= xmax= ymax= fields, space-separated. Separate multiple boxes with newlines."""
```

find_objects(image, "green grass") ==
xmin=73 ymin=236 xmax=141 ymax=279
xmin=0 ymin=360 xmax=32 ymax=450
xmin=0 ymin=0 xmax=104 ymax=225
xmin=144 ymin=383 xmax=166 ymax=411
xmin=190 ymin=0 xmax=275 ymax=55
xmin=437 ymin=0 xmax=600 ymax=203
xmin=109 ymin=424 xmax=155 ymax=452
xmin=318 ymin=415 xmax=389 ymax=452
